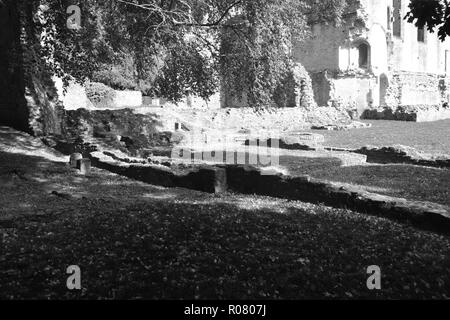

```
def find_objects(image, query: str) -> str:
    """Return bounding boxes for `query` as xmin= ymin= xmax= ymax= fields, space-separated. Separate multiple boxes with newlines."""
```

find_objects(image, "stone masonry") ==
xmin=294 ymin=0 xmax=450 ymax=120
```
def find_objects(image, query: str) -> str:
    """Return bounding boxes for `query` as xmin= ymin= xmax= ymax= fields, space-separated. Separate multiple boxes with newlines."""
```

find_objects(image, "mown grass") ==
xmin=238 ymin=119 xmax=450 ymax=206
xmin=280 ymin=156 xmax=450 ymax=207
xmin=308 ymin=119 xmax=450 ymax=155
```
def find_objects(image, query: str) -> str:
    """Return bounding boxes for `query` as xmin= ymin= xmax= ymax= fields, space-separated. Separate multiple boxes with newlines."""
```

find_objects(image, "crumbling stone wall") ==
xmin=439 ymin=77 xmax=450 ymax=105
xmin=309 ymin=70 xmax=377 ymax=116
xmin=274 ymin=63 xmax=317 ymax=110
xmin=60 ymin=109 xmax=177 ymax=157
xmin=310 ymin=71 xmax=334 ymax=108
xmin=383 ymin=73 xmax=401 ymax=107
xmin=294 ymin=0 xmax=450 ymax=120
xmin=387 ymin=72 xmax=449 ymax=106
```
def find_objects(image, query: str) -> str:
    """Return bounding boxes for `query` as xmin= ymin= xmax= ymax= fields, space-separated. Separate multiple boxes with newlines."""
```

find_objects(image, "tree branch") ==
xmin=118 ymin=0 xmax=243 ymax=28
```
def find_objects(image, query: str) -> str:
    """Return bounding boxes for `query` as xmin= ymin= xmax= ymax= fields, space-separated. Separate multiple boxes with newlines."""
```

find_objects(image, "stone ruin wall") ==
xmin=318 ymin=71 xmax=450 ymax=113
xmin=292 ymin=0 xmax=450 ymax=120
xmin=385 ymin=72 xmax=450 ymax=107
xmin=310 ymin=71 xmax=450 ymax=120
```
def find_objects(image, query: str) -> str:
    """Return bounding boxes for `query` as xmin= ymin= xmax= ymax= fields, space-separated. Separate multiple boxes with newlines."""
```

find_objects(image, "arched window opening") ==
xmin=358 ymin=43 xmax=370 ymax=69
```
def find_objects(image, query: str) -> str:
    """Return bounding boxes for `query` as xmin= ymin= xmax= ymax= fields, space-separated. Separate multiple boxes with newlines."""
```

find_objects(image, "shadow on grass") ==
xmin=1 ymin=147 xmax=450 ymax=300
xmin=279 ymin=156 xmax=343 ymax=173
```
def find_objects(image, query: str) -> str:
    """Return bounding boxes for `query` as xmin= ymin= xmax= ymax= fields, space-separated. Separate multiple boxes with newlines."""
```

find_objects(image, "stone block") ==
xmin=214 ymin=168 xmax=227 ymax=194
xmin=70 ymin=153 xmax=83 ymax=168
xmin=77 ymin=159 xmax=91 ymax=175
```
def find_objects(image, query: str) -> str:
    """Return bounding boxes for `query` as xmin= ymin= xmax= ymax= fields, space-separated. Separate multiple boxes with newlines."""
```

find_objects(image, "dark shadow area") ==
xmin=1 ymin=146 xmax=450 ymax=300
xmin=355 ymin=147 xmax=450 ymax=169
xmin=0 ymin=1 xmax=31 ymax=133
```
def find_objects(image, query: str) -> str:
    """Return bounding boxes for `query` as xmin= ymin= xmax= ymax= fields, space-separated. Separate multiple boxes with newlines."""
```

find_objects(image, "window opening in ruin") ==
xmin=418 ymin=26 xmax=425 ymax=42
xmin=446 ymin=50 xmax=450 ymax=74
xmin=393 ymin=0 xmax=402 ymax=37
xmin=387 ymin=7 xmax=391 ymax=30
xmin=358 ymin=43 xmax=369 ymax=69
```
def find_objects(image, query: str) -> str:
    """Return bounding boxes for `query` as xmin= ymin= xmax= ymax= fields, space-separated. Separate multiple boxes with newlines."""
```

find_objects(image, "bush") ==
xmin=85 ymin=82 xmax=117 ymax=109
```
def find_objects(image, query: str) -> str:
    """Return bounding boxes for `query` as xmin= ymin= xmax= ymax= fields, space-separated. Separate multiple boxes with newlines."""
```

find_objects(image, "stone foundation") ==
xmin=88 ymin=151 xmax=450 ymax=235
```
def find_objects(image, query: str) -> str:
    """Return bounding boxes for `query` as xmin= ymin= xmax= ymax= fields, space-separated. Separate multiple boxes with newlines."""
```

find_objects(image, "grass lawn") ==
xmin=308 ymin=119 xmax=450 ymax=155
xmin=1 ymin=149 xmax=450 ymax=300
xmin=279 ymin=120 xmax=450 ymax=206
xmin=280 ymin=156 xmax=450 ymax=207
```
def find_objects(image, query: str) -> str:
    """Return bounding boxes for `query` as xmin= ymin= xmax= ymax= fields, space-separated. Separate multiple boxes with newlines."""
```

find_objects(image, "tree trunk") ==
xmin=0 ymin=0 xmax=31 ymax=133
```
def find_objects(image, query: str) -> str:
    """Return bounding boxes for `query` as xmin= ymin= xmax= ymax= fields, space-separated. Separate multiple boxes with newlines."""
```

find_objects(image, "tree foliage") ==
xmin=39 ymin=0 xmax=350 ymax=107
xmin=406 ymin=0 xmax=450 ymax=41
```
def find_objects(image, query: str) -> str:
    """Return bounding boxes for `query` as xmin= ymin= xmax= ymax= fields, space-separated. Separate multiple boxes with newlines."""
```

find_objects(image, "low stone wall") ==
xmin=224 ymin=166 xmax=450 ymax=234
xmin=89 ymin=152 xmax=225 ymax=193
xmin=134 ymin=105 xmax=352 ymax=134
xmin=355 ymin=146 xmax=450 ymax=169
xmin=88 ymin=151 xmax=450 ymax=235
xmin=362 ymin=105 xmax=450 ymax=122
xmin=59 ymin=108 xmax=177 ymax=158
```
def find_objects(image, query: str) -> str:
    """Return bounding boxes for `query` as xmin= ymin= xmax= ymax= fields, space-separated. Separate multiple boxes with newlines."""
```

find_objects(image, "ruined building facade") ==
xmin=294 ymin=0 xmax=450 ymax=117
